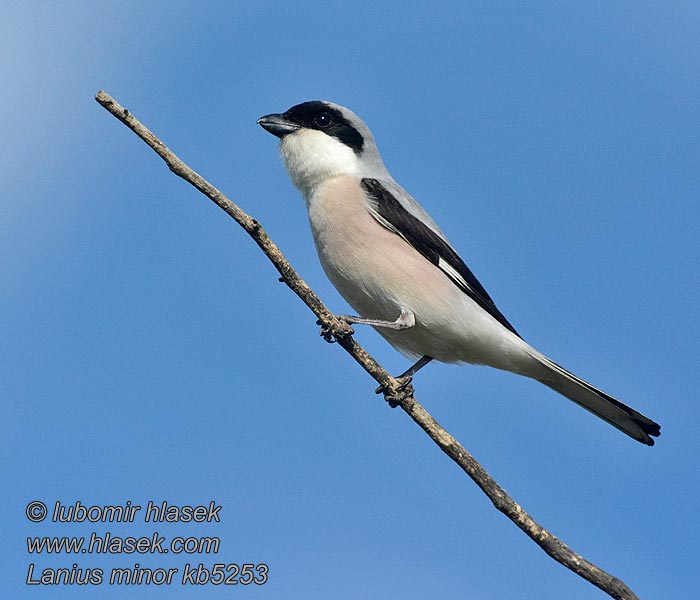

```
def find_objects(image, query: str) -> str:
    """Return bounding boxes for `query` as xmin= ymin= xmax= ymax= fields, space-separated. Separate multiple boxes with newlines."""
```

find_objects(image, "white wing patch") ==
xmin=367 ymin=203 xmax=405 ymax=240
xmin=437 ymin=257 xmax=470 ymax=291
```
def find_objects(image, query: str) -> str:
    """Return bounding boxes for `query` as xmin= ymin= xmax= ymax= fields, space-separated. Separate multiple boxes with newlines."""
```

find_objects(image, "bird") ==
xmin=257 ymin=100 xmax=660 ymax=446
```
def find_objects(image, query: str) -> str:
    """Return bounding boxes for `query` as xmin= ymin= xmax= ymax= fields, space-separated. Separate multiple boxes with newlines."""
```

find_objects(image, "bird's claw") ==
xmin=375 ymin=376 xmax=414 ymax=408
xmin=317 ymin=317 xmax=354 ymax=343
xmin=319 ymin=323 xmax=335 ymax=343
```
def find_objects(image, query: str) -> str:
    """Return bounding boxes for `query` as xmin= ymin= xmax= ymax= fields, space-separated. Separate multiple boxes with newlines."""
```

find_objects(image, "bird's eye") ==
xmin=313 ymin=113 xmax=332 ymax=128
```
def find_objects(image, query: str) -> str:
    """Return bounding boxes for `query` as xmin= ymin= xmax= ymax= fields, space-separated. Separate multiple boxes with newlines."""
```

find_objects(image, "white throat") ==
xmin=279 ymin=129 xmax=361 ymax=199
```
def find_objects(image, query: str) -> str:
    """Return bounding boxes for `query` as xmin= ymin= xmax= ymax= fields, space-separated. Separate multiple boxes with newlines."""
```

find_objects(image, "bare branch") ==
xmin=95 ymin=90 xmax=641 ymax=600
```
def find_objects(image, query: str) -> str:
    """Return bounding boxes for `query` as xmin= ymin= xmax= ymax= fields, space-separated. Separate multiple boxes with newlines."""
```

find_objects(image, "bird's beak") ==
xmin=257 ymin=113 xmax=300 ymax=138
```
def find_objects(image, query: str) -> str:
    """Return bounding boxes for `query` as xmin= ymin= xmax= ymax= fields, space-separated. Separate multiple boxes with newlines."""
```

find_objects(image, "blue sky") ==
xmin=3 ymin=2 xmax=699 ymax=598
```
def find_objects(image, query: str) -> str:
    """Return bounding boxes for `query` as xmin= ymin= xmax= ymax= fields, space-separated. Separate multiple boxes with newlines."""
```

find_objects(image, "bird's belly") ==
xmin=306 ymin=177 xmax=529 ymax=370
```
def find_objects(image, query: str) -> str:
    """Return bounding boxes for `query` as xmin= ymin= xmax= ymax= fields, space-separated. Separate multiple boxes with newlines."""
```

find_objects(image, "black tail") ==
xmin=534 ymin=355 xmax=660 ymax=446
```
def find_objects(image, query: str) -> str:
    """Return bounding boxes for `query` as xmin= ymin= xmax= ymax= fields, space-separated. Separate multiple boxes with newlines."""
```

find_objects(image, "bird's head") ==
xmin=258 ymin=100 xmax=387 ymax=197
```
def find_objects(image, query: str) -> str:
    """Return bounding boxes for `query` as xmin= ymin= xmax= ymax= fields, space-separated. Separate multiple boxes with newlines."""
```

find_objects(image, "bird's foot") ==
xmin=317 ymin=316 xmax=354 ymax=343
xmin=374 ymin=355 xmax=432 ymax=406
xmin=376 ymin=375 xmax=414 ymax=408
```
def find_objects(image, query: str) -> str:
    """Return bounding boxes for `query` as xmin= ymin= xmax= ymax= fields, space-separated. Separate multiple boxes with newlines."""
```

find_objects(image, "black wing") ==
xmin=361 ymin=178 xmax=520 ymax=338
